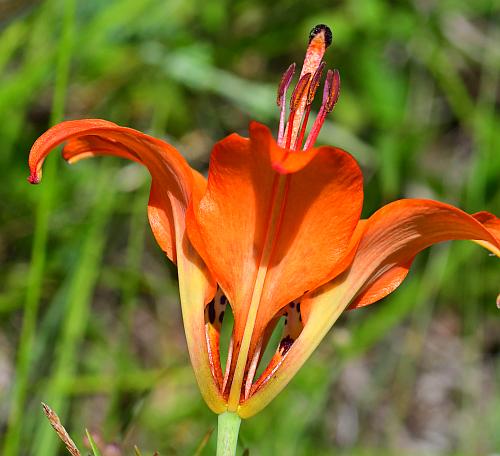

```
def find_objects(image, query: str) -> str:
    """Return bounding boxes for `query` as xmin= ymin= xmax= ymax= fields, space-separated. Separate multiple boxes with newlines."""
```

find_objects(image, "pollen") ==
xmin=290 ymin=73 xmax=311 ymax=112
xmin=306 ymin=62 xmax=325 ymax=106
xmin=325 ymin=69 xmax=341 ymax=112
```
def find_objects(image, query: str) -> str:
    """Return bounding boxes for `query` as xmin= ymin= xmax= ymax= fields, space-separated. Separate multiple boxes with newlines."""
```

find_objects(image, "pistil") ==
xmin=276 ymin=24 xmax=335 ymax=152
xmin=285 ymin=24 xmax=331 ymax=149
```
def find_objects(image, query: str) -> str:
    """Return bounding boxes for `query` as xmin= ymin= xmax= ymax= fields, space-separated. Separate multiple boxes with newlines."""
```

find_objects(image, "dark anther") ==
xmin=297 ymin=302 xmax=301 ymax=313
xmin=277 ymin=63 xmax=296 ymax=107
xmin=290 ymin=73 xmax=311 ymax=112
xmin=219 ymin=311 xmax=225 ymax=324
xmin=290 ymin=302 xmax=295 ymax=308
xmin=325 ymin=69 xmax=341 ymax=112
xmin=220 ymin=295 xmax=227 ymax=305
xmin=309 ymin=24 xmax=333 ymax=48
xmin=307 ymin=61 xmax=325 ymax=105
xmin=208 ymin=300 xmax=216 ymax=324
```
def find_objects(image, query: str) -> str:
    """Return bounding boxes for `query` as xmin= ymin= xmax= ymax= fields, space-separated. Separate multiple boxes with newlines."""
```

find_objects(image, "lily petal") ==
xmin=28 ymin=119 xmax=225 ymax=413
xmin=241 ymin=199 xmax=499 ymax=417
xmin=349 ymin=259 xmax=414 ymax=308
xmin=30 ymin=119 xmax=196 ymax=263
xmin=268 ymin=137 xmax=320 ymax=174
xmin=187 ymin=121 xmax=363 ymax=406
xmin=348 ymin=201 xmax=500 ymax=309
xmin=188 ymin=121 xmax=362 ymax=326
xmin=472 ymin=211 xmax=500 ymax=254
xmin=248 ymin=220 xmax=366 ymax=403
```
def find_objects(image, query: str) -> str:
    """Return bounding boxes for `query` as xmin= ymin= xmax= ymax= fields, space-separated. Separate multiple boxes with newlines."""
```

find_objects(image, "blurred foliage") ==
xmin=0 ymin=0 xmax=499 ymax=455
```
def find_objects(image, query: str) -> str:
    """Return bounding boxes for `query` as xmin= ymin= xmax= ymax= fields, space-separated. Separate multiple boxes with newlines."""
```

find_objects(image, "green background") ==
xmin=0 ymin=0 xmax=499 ymax=454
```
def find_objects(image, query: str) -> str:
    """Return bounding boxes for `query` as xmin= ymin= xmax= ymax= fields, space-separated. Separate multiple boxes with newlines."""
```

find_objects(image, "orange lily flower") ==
xmin=28 ymin=25 xmax=499 ymax=426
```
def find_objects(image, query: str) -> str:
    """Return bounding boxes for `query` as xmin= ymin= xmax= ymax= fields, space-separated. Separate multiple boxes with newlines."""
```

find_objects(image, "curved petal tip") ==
xmin=27 ymin=172 xmax=41 ymax=185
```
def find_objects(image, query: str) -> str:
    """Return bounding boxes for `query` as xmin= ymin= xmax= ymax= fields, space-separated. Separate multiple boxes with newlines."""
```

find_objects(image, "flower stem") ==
xmin=217 ymin=412 xmax=241 ymax=456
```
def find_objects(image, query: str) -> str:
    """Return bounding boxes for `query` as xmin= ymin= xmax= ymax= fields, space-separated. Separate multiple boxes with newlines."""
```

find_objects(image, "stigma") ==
xmin=276 ymin=24 xmax=340 ymax=151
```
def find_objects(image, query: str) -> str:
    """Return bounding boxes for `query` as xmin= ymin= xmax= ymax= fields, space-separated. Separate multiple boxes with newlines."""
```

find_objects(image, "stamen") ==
xmin=303 ymin=68 xmax=341 ymax=150
xmin=277 ymin=63 xmax=296 ymax=147
xmin=294 ymin=62 xmax=325 ymax=150
xmin=325 ymin=68 xmax=340 ymax=112
xmin=286 ymin=24 xmax=332 ymax=148
xmin=307 ymin=62 xmax=326 ymax=106
xmin=285 ymin=72 xmax=311 ymax=149
xmin=277 ymin=63 xmax=296 ymax=107
xmin=290 ymin=72 xmax=312 ymax=112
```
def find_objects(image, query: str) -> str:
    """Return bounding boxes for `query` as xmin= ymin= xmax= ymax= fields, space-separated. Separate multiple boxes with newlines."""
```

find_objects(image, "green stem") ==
xmin=217 ymin=412 xmax=241 ymax=456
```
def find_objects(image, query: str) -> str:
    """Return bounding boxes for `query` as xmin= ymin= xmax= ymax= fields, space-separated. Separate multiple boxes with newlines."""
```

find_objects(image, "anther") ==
xmin=293 ymin=62 xmax=325 ymax=150
xmin=290 ymin=73 xmax=311 ymax=112
xmin=285 ymin=72 xmax=311 ymax=149
xmin=325 ymin=68 xmax=340 ymax=112
xmin=303 ymin=69 xmax=341 ymax=150
xmin=277 ymin=63 xmax=296 ymax=107
xmin=277 ymin=63 xmax=296 ymax=146
xmin=306 ymin=62 xmax=325 ymax=105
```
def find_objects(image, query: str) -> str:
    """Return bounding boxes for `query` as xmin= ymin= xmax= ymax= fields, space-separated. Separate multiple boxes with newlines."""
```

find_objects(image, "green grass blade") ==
xmin=33 ymin=163 xmax=116 ymax=455
xmin=85 ymin=429 xmax=103 ymax=456
xmin=2 ymin=1 xmax=76 ymax=454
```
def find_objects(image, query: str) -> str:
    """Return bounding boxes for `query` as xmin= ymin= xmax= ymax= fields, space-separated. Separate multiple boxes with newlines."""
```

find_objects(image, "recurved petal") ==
xmin=241 ymin=199 xmax=499 ymax=417
xmin=348 ymin=200 xmax=500 ymax=309
xmin=29 ymin=119 xmax=201 ymax=263
xmin=62 ymin=135 xmax=141 ymax=164
xmin=28 ymin=119 xmax=224 ymax=412
xmin=472 ymin=211 xmax=500 ymax=254
xmin=348 ymin=259 xmax=413 ymax=308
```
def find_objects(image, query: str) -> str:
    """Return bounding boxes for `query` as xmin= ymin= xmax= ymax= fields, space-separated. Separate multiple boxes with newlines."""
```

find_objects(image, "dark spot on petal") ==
xmin=208 ymin=300 xmax=216 ymax=324
xmin=279 ymin=335 xmax=294 ymax=355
